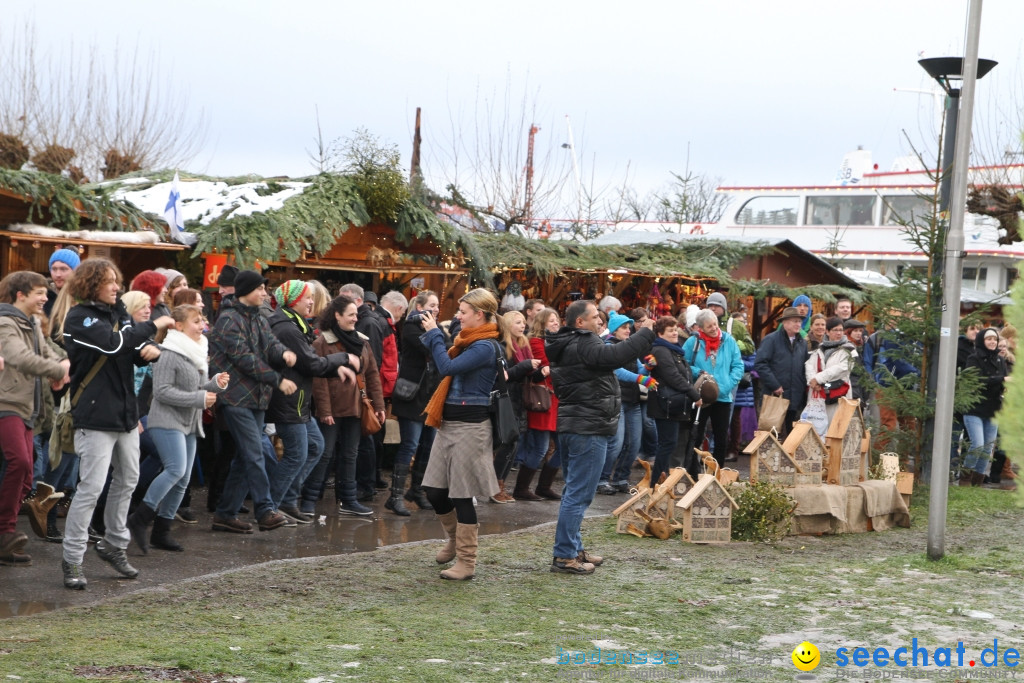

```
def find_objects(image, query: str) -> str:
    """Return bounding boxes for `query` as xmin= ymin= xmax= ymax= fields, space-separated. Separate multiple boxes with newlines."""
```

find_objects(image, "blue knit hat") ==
xmin=49 ymin=248 xmax=81 ymax=271
xmin=607 ymin=312 xmax=633 ymax=335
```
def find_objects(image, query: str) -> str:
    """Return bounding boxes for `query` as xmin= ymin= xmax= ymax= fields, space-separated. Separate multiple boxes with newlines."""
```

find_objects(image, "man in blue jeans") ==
xmin=209 ymin=270 xmax=298 ymax=534
xmin=265 ymin=280 xmax=357 ymax=522
xmin=546 ymin=300 xmax=654 ymax=574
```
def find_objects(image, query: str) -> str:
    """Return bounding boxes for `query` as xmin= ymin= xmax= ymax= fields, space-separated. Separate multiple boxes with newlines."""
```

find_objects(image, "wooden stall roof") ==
xmin=0 ymin=228 xmax=185 ymax=251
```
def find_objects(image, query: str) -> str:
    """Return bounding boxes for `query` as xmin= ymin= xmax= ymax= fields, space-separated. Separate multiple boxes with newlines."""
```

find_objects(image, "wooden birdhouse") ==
xmin=676 ymin=473 xmax=739 ymax=544
xmin=613 ymin=489 xmax=654 ymax=536
xmin=745 ymin=431 xmax=802 ymax=486
xmin=782 ymin=421 xmax=825 ymax=486
xmin=672 ymin=469 xmax=697 ymax=499
xmin=823 ymin=398 xmax=869 ymax=486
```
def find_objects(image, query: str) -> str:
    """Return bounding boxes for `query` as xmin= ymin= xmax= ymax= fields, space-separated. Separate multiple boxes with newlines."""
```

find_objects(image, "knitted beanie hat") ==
xmin=49 ymin=248 xmax=81 ymax=271
xmin=274 ymin=280 xmax=309 ymax=309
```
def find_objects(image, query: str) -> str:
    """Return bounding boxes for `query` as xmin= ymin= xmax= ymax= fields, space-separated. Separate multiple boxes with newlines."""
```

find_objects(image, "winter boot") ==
xmin=404 ymin=457 xmax=433 ymax=510
xmin=440 ymin=523 xmax=478 ymax=581
xmin=385 ymin=463 xmax=411 ymax=516
xmin=971 ymin=471 xmax=985 ymax=487
xmin=127 ymin=503 xmax=157 ymax=554
xmin=26 ymin=483 xmax=64 ymax=539
xmin=513 ymin=466 xmax=543 ymax=501
xmin=150 ymin=516 xmax=184 ymax=552
xmin=535 ymin=464 xmax=562 ymax=500
xmin=958 ymin=470 xmax=973 ymax=487
xmin=434 ymin=510 xmax=458 ymax=564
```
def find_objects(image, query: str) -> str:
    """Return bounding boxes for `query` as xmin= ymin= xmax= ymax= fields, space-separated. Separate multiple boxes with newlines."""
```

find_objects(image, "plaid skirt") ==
xmin=422 ymin=419 xmax=499 ymax=499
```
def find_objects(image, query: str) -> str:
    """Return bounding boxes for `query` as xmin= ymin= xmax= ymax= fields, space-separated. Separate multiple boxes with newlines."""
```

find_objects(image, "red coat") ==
xmin=527 ymin=336 xmax=558 ymax=431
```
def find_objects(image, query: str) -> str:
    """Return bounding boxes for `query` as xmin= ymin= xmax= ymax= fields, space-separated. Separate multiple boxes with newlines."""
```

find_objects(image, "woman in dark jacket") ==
xmin=647 ymin=316 xmax=701 ymax=482
xmin=499 ymin=310 xmax=542 ymax=502
xmin=386 ymin=291 xmax=444 ymax=516
xmin=961 ymin=327 xmax=1008 ymax=486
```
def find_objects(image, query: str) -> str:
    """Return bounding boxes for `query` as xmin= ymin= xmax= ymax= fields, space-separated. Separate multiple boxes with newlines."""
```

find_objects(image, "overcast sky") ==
xmin=7 ymin=0 xmax=1024 ymax=217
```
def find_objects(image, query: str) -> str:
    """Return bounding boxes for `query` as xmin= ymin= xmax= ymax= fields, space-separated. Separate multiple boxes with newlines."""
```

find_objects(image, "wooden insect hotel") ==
xmin=676 ymin=473 xmax=739 ymax=544
xmin=744 ymin=431 xmax=802 ymax=486
xmin=613 ymin=469 xmax=690 ymax=539
xmin=823 ymin=398 xmax=870 ymax=486
xmin=782 ymin=421 xmax=826 ymax=486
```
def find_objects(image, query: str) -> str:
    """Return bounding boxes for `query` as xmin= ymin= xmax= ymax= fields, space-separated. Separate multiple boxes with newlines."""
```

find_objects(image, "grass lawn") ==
xmin=1 ymin=485 xmax=1022 ymax=683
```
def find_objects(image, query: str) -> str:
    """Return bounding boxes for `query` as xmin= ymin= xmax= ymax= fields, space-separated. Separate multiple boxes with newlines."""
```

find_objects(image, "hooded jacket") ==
xmin=965 ymin=330 xmax=1008 ymax=419
xmin=0 ymin=304 xmax=67 ymax=425
xmin=208 ymin=295 xmax=290 ymax=410
xmin=63 ymin=299 xmax=158 ymax=431
xmin=266 ymin=307 xmax=350 ymax=424
xmin=546 ymin=326 xmax=654 ymax=436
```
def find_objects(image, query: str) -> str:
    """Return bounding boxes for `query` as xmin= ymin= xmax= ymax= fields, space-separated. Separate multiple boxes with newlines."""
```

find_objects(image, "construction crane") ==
xmin=524 ymin=124 xmax=539 ymax=231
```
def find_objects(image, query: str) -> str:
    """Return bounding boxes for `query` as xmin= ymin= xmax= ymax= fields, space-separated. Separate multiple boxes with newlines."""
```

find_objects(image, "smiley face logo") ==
xmin=792 ymin=641 xmax=820 ymax=671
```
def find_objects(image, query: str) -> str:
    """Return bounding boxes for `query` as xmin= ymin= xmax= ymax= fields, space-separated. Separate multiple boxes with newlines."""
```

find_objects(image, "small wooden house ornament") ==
xmin=744 ymin=430 xmax=802 ymax=486
xmin=676 ymin=473 xmax=739 ymax=544
xmin=613 ymin=489 xmax=654 ymax=536
xmin=824 ymin=398 xmax=868 ymax=486
xmin=782 ymin=421 xmax=825 ymax=485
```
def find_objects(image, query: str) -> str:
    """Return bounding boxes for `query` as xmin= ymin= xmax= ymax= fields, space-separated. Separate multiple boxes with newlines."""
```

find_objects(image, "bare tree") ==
xmin=0 ymin=22 xmax=207 ymax=180
xmin=653 ymin=171 xmax=730 ymax=229
xmin=424 ymin=75 xmax=577 ymax=233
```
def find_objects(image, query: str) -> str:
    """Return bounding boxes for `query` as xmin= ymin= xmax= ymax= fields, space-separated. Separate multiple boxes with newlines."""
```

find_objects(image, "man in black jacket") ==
xmin=60 ymin=258 xmax=173 ymax=589
xmin=754 ymin=307 xmax=808 ymax=437
xmin=546 ymin=300 xmax=654 ymax=575
xmin=266 ymin=281 xmax=358 ymax=522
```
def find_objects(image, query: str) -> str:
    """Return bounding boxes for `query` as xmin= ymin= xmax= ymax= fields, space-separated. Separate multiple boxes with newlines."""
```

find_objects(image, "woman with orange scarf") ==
xmin=418 ymin=289 xmax=505 ymax=580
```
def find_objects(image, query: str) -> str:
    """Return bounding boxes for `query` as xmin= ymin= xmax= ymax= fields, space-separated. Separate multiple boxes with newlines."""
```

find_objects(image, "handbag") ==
xmin=690 ymin=339 xmax=719 ymax=403
xmin=803 ymin=395 xmax=830 ymax=437
xmin=655 ymin=383 xmax=691 ymax=420
xmin=357 ymin=374 xmax=383 ymax=436
xmin=737 ymin=371 xmax=753 ymax=391
xmin=392 ymin=377 xmax=421 ymax=402
xmin=50 ymin=325 xmax=117 ymax=467
xmin=822 ymin=380 xmax=850 ymax=404
xmin=522 ymin=379 xmax=552 ymax=412
xmin=487 ymin=341 xmax=519 ymax=448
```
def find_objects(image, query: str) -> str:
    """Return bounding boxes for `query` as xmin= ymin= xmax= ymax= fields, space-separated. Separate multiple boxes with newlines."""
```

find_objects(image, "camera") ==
xmin=407 ymin=310 xmax=423 ymax=323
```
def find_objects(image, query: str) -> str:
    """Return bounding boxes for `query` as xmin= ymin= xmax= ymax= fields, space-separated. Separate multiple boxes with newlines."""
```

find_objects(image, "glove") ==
xmin=637 ymin=374 xmax=658 ymax=390
xmin=643 ymin=354 xmax=657 ymax=369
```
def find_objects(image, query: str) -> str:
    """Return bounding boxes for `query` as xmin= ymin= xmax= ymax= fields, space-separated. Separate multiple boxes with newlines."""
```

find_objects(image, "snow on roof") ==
xmin=114 ymin=178 xmax=309 ymax=226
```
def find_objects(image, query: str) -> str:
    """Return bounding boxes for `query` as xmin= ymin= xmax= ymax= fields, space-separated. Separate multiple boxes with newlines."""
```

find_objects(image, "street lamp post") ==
xmin=919 ymin=0 xmax=995 ymax=560
xmin=917 ymin=56 xmax=998 ymax=473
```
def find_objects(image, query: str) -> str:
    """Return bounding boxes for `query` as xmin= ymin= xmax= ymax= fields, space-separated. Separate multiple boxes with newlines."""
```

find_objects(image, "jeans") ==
xmin=605 ymin=402 xmax=643 ymax=485
xmin=652 ymin=418 xmax=681 ymax=484
xmin=318 ymin=417 xmax=362 ymax=503
xmin=63 ymin=428 xmax=140 ymax=564
xmin=962 ymin=414 xmax=998 ymax=475
xmin=33 ymin=433 xmax=48 ymax=487
xmin=214 ymin=406 xmax=274 ymax=520
xmin=553 ymin=432 xmax=608 ymax=559
xmin=144 ymin=428 xmax=197 ymax=519
xmin=519 ymin=429 xmax=552 ymax=470
xmin=270 ymin=420 xmax=324 ymax=509
xmin=394 ymin=418 xmax=436 ymax=467
xmin=599 ymin=414 xmax=626 ymax=485
xmin=356 ymin=434 xmax=376 ymax=494
xmin=640 ymin=402 xmax=659 ymax=460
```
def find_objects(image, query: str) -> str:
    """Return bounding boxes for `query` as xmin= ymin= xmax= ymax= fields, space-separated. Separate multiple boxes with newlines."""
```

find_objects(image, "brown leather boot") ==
xmin=971 ymin=472 xmax=985 ymax=487
xmin=535 ymin=464 xmax=562 ymax=500
xmin=958 ymin=471 xmax=973 ymax=487
xmin=1003 ymin=457 xmax=1018 ymax=480
xmin=435 ymin=510 xmax=458 ymax=564
xmin=490 ymin=479 xmax=515 ymax=504
xmin=26 ymin=483 xmax=64 ymax=539
xmin=513 ymin=466 xmax=543 ymax=501
xmin=440 ymin=523 xmax=478 ymax=580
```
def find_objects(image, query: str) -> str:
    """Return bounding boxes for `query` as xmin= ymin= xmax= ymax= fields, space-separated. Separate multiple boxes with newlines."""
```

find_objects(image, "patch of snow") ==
xmin=423 ymin=659 xmax=449 ymax=663
xmin=591 ymin=640 xmax=627 ymax=649
xmin=326 ymin=644 xmax=361 ymax=650
xmin=116 ymin=178 xmax=309 ymax=227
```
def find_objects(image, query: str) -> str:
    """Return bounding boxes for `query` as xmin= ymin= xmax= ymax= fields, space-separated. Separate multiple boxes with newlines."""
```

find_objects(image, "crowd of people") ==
xmin=0 ymin=255 xmax=1016 ymax=584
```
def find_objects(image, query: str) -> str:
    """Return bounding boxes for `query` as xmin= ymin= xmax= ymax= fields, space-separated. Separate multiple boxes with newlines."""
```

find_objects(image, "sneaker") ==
xmin=596 ymin=482 xmax=616 ymax=495
xmin=490 ymin=491 xmax=516 ymax=504
xmin=175 ymin=507 xmax=198 ymax=524
xmin=551 ymin=557 xmax=596 ymax=575
xmin=337 ymin=501 xmax=373 ymax=517
xmin=257 ymin=511 xmax=288 ymax=531
xmin=62 ymin=560 xmax=88 ymax=589
xmin=94 ymin=541 xmax=139 ymax=579
xmin=211 ymin=516 xmax=253 ymax=534
xmin=578 ymin=550 xmax=604 ymax=567
xmin=87 ymin=526 xmax=103 ymax=544
xmin=613 ymin=482 xmax=632 ymax=494
xmin=279 ymin=505 xmax=312 ymax=525
xmin=45 ymin=521 xmax=64 ymax=543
